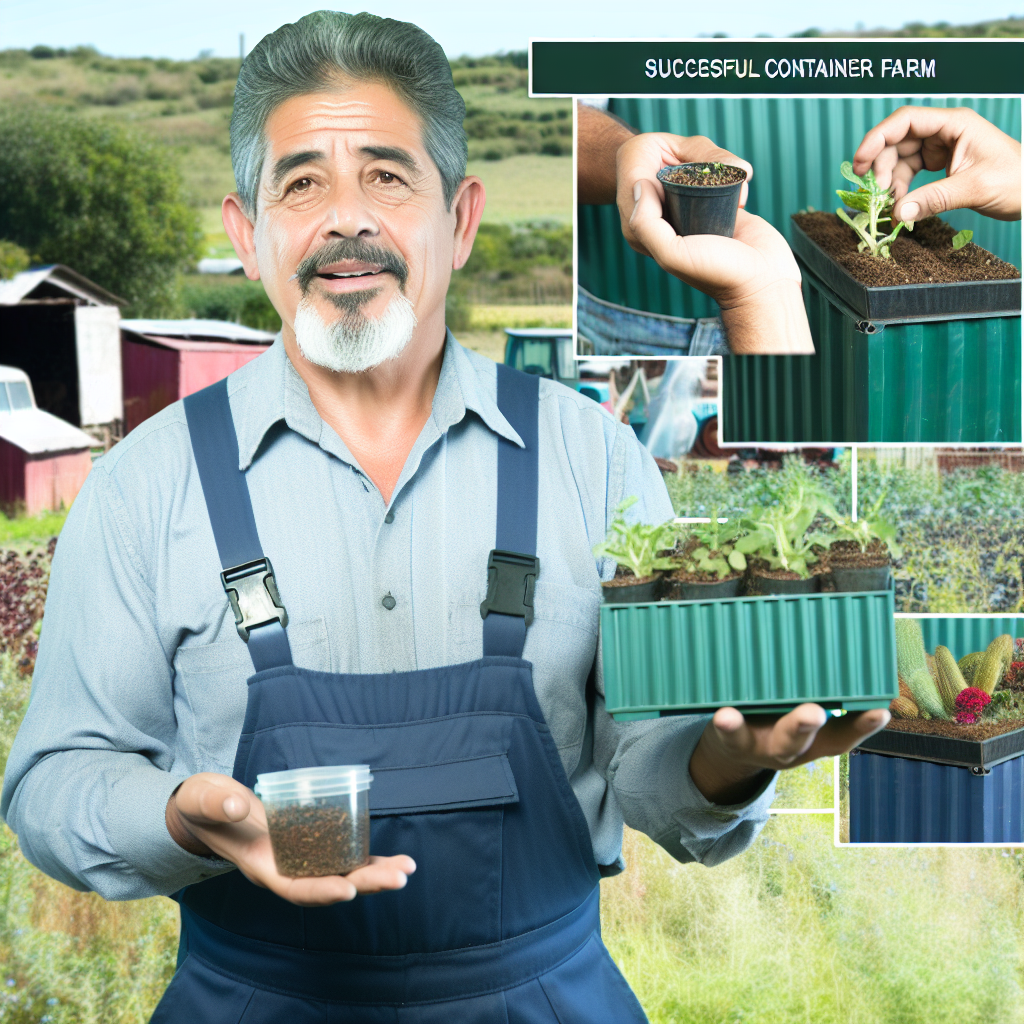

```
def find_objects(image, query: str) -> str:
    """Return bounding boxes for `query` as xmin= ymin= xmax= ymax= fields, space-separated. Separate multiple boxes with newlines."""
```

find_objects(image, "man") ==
xmin=1 ymin=12 xmax=887 ymax=1021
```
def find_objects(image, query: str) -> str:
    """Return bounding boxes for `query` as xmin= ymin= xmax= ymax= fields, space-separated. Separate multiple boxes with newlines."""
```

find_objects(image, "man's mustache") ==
xmin=295 ymin=239 xmax=409 ymax=293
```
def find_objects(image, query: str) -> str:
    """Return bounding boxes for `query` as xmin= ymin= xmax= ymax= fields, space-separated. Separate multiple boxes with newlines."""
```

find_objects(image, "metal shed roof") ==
xmin=122 ymin=319 xmax=277 ymax=344
xmin=0 ymin=265 xmax=124 ymax=307
xmin=0 ymin=407 xmax=96 ymax=454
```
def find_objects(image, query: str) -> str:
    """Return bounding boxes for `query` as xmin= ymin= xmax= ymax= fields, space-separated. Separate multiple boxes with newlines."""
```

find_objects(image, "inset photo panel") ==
xmin=839 ymin=446 xmax=1024 ymax=846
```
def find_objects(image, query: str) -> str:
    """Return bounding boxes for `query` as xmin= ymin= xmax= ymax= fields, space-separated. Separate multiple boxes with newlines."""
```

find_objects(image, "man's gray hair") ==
xmin=231 ymin=10 xmax=467 ymax=217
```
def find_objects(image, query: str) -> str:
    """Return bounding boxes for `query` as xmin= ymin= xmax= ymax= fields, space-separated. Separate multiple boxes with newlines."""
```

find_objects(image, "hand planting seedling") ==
xmin=835 ymin=160 xmax=913 ymax=259
xmin=593 ymin=497 xmax=678 ymax=582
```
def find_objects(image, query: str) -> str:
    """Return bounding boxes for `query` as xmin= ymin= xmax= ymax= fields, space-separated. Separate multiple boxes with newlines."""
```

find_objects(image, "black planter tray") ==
xmin=789 ymin=216 xmax=1022 ymax=323
xmin=857 ymin=722 xmax=1024 ymax=770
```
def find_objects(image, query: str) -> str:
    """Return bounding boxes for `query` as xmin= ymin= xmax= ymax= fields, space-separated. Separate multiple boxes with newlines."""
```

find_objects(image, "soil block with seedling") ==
xmin=657 ymin=163 xmax=747 ymax=238
xmin=849 ymin=617 xmax=1024 ymax=842
xmin=721 ymin=161 xmax=1021 ymax=445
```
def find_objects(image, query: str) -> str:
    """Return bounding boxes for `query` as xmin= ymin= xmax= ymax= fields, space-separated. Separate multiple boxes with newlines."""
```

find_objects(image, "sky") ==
xmin=0 ymin=0 xmax=1019 ymax=59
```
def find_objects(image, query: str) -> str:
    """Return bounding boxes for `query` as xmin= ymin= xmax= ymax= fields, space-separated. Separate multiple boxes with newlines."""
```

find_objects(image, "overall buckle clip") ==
xmin=480 ymin=549 xmax=540 ymax=627
xmin=221 ymin=558 xmax=288 ymax=642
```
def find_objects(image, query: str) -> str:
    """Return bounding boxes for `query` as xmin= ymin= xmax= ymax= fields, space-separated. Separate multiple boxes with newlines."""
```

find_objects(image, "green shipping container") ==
xmin=601 ymin=589 xmax=896 ymax=719
xmin=579 ymin=96 xmax=1021 ymax=320
xmin=720 ymin=272 xmax=1021 ymax=444
xmin=916 ymin=617 xmax=1024 ymax=658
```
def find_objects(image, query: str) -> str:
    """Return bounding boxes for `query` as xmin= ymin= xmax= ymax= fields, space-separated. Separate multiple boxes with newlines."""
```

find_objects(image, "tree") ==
xmin=0 ymin=240 xmax=30 ymax=280
xmin=0 ymin=109 xmax=202 ymax=315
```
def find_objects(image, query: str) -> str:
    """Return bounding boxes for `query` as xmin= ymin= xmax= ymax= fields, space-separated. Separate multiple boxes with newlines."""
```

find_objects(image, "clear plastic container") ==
xmin=254 ymin=765 xmax=373 ymax=878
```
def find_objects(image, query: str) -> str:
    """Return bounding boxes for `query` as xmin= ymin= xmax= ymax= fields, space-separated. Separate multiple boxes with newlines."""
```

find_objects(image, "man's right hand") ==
xmin=166 ymin=772 xmax=415 ymax=906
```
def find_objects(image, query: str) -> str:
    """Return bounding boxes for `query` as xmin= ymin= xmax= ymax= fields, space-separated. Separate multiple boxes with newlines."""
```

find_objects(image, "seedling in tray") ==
xmin=673 ymin=512 xmax=748 ymax=581
xmin=593 ymin=497 xmax=678 ymax=581
xmin=835 ymin=160 xmax=913 ymax=259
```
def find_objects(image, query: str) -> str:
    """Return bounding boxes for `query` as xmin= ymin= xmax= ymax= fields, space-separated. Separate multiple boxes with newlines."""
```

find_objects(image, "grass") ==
xmin=603 ymin=818 xmax=1024 ymax=1024
xmin=467 ymin=155 xmax=572 ymax=224
xmin=0 ymin=511 xmax=68 ymax=549
xmin=468 ymin=304 xmax=571 ymax=330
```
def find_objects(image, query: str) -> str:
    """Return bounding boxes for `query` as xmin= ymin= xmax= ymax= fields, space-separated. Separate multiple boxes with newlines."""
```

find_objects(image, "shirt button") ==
xmin=384 ymin=510 xmax=395 ymax=524
xmin=382 ymin=592 xmax=396 ymax=611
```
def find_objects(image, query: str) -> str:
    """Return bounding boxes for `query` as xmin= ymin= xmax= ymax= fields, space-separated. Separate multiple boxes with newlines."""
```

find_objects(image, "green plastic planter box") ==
xmin=601 ymin=589 xmax=896 ymax=720
xmin=720 ymin=269 xmax=1021 ymax=444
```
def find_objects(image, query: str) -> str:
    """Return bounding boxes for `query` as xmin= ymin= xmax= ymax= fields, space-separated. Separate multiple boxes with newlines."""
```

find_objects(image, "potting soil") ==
xmin=662 ymin=163 xmax=746 ymax=187
xmin=793 ymin=212 xmax=1021 ymax=286
xmin=884 ymin=715 xmax=1024 ymax=742
xmin=827 ymin=539 xmax=890 ymax=569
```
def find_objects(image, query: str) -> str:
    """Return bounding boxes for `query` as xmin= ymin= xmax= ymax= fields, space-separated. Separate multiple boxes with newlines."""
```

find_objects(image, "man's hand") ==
xmin=689 ymin=705 xmax=890 ymax=805
xmin=615 ymin=131 xmax=752 ymax=257
xmin=166 ymin=772 xmax=415 ymax=906
xmin=626 ymin=175 xmax=814 ymax=354
xmin=853 ymin=106 xmax=1021 ymax=224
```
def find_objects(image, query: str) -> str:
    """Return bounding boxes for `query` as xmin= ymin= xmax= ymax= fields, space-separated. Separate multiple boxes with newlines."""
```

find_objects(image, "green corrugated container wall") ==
xmin=600 ymin=590 xmax=896 ymax=715
xmin=917 ymin=617 xmax=1024 ymax=658
xmin=721 ymin=274 xmax=1022 ymax=443
xmin=578 ymin=97 xmax=1021 ymax=319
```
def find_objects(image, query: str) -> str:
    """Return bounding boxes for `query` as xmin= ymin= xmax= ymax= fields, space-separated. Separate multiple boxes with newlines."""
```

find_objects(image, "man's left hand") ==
xmin=689 ymin=704 xmax=890 ymax=805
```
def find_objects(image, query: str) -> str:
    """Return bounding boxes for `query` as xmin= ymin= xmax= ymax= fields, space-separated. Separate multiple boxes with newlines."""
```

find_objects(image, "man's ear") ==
xmin=451 ymin=176 xmax=486 ymax=270
xmin=222 ymin=193 xmax=261 ymax=281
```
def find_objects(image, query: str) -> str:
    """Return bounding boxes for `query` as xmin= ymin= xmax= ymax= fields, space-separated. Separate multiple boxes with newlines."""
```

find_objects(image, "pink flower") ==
xmin=954 ymin=687 xmax=992 ymax=721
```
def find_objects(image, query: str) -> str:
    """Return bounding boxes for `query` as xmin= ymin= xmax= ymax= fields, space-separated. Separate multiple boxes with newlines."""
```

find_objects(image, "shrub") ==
xmin=0 ymin=109 xmax=202 ymax=316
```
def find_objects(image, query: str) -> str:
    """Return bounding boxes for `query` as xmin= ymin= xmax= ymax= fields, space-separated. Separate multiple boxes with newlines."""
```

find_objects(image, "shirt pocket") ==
xmin=174 ymin=616 xmax=331 ymax=770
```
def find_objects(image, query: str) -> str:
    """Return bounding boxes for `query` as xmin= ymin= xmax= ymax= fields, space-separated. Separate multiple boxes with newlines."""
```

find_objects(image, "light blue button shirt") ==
xmin=1 ymin=333 xmax=774 ymax=900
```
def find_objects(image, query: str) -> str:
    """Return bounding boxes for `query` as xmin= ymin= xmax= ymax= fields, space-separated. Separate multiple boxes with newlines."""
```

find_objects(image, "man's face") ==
xmin=242 ymin=81 xmax=461 ymax=362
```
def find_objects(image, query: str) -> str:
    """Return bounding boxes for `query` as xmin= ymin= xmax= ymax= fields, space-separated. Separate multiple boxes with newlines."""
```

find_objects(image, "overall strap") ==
xmin=480 ymin=364 xmax=540 ymax=658
xmin=183 ymin=378 xmax=293 ymax=672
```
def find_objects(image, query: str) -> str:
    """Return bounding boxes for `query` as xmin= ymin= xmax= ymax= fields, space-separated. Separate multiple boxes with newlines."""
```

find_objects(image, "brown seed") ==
xmin=266 ymin=802 xmax=370 ymax=878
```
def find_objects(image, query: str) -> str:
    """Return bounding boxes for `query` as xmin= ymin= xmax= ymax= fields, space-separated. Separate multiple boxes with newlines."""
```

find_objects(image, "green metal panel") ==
xmin=579 ymin=97 xmax=1021 ymax=318
xmin=601 ymin=590 xmax=896 ymax=715
xmin=720 ymin=272 xmax=1021 ymax=444
xmin=917 ymin=617 xmax=1024 ymax=657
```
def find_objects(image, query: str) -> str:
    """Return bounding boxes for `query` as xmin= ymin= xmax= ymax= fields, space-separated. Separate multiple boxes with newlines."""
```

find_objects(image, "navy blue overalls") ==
xmin=151 ymin=364 xmax=648 ymax=1023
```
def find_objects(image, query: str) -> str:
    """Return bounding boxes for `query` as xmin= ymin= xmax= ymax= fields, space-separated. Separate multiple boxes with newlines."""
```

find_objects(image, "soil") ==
xmin=828 ymin=539 xmax=890 ymax=569
xmin=792 ymin=211 xmax=1021 ymax=287
xmin=883 ymin=714 xmax=1024 ymax=742
xmin=266 ymin=803 xmax=369 ymax=878
xmin=662 ymin=163 xmax=746 ymax=187
xmin=604 ymin=568 xmax=657 ymax=588
xmin=748 ymin=558 xmax=829 ymax=581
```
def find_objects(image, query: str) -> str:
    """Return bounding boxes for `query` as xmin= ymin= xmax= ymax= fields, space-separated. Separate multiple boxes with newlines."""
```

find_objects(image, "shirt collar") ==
xmin=229 ymin=329 xmax=524 ymax=472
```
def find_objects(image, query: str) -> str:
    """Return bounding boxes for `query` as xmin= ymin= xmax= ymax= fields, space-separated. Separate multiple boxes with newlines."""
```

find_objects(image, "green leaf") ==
xmin=839 ymin=161 xmax=866 ymax=188
xmin=952 ymin=229 xmax=974 ymax=251
xmin=836 ymin=189 xmax=872 ymax=213
xmin=728 ymin=550 xmax=747 ymax=571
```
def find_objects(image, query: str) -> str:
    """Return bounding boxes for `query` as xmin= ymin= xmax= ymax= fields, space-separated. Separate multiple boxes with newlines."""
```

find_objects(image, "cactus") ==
xmin=973 ymin=634 xmax=1013 ymax=696
xmin=894 ymin=619 xmax=946 ymax=719
xmin=925 ymin=653 xmax=938 ymax=684
xmin=958 ymin=651 xmax=985 ymax=685
xmin=890 ymin=696 xmax=920 ymax=719
xmin=934 ymin=646 xmax=968 ymax=714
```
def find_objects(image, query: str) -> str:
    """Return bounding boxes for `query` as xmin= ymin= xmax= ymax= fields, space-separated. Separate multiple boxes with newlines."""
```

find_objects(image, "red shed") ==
xmin=121 ymin=320 xmax=275 ymax=434
xmin=0 ymin=366 xmax=95 ymax=515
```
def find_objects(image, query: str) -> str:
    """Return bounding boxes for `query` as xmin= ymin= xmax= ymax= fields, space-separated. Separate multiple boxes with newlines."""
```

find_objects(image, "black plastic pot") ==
xmin=790 ymin=216 xmax=1022 ymax=322
xmin=658 ymin=164 xmax=746 ymax=239
xmin=661 ymin=576 xmax=743 ymax=602
xmin=602 ymin=577 xmax=659 ymax=604
xmin=830 ymin=565 xmax=891 ymax=593
xmin=749 ymin=573 xmax=819 ymax=596
xmin=858 ymin=722 xmax=1024 ymax=771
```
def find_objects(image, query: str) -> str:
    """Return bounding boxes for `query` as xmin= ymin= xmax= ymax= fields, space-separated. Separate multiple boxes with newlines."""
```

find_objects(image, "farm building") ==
xmin=121 ymin=319 xmax=274 ymax=434
xmin=0 ymin=365 xmax=95 ymax=515
xmin=0 ymin=265 xmax=124 ymax=447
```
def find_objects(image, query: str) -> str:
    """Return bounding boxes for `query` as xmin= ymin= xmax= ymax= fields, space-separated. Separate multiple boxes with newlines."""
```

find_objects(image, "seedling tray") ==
xmin=601 ymin=589 xmax=896 ymax=719
xmin=789 ymin=217 xmax=1022 ymax=323
xmin=720 ymin=270 xmax=1021 ymax=444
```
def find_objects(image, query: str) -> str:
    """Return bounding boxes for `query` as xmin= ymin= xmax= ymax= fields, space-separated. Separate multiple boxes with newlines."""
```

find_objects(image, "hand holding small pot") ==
xmin=853 ymin=105 xmax=1022 ymax=224
xmin=166 ymin=772 xmax=415 ymax=906
xmin=689 ymin=705 xmax=890 ymax=805
xmin=627 ymin=181 xmax=814 ymax=354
